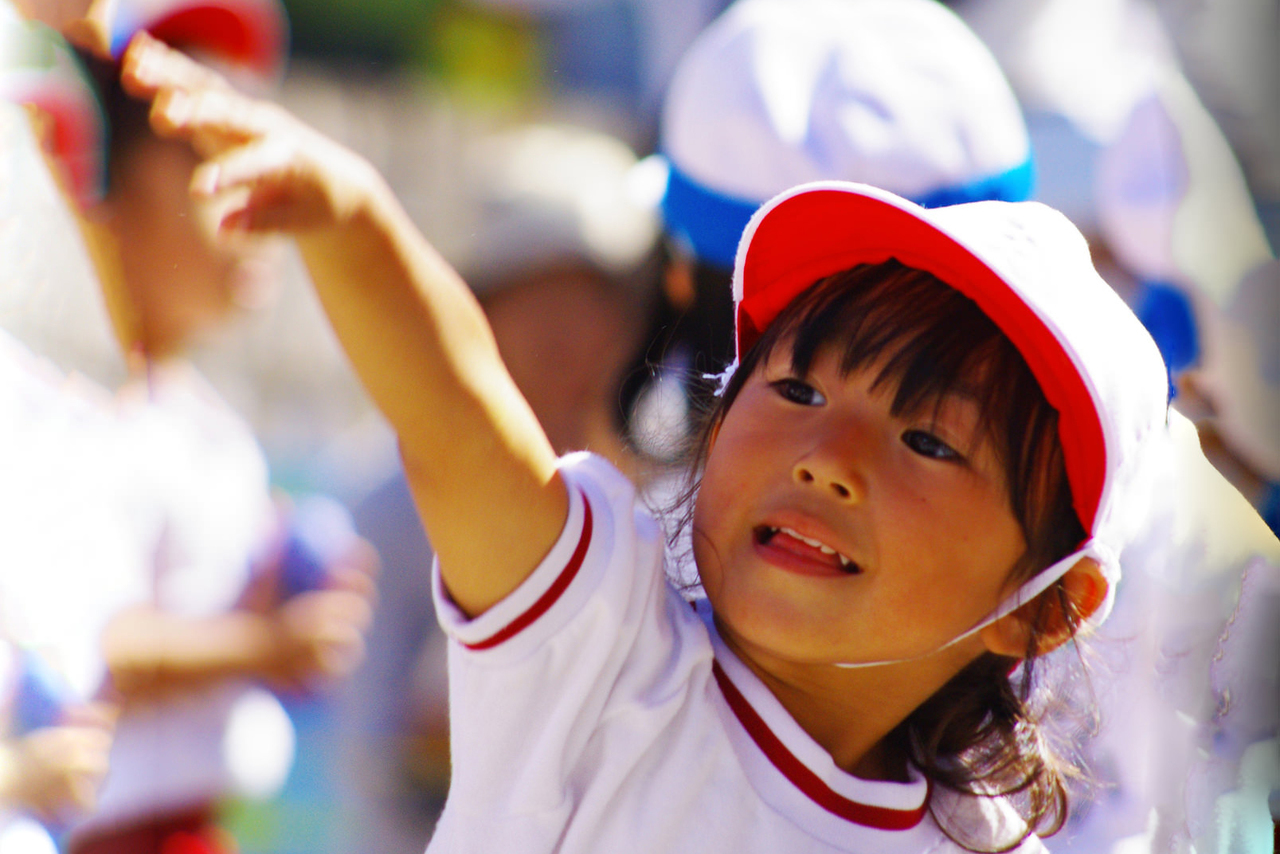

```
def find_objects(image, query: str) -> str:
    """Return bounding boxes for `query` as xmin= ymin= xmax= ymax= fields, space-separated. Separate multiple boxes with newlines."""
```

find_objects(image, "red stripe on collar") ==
xmin=712 ymin=661 xmax=929 ymax=831
xmin=463 ymin=489 xmax=593 ymax=651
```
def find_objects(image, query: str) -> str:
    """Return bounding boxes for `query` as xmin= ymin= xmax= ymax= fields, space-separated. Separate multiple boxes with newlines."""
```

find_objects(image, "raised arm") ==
xmin=119 ymin=34 xmax=566 ymax=617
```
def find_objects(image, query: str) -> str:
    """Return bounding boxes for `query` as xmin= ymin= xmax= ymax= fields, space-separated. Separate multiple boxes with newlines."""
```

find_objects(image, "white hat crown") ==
xmin=661 ymin=0 xmax=1033 ymax=267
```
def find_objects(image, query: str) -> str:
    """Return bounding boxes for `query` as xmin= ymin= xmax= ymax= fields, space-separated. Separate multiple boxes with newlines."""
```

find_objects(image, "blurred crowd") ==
xmin=1 ymin=1 xmax=1276 ymax=853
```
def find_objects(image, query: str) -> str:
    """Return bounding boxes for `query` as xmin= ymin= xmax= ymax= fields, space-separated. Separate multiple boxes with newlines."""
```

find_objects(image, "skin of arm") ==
xmin=100 ymin=586 xmax=373 ymax=700
xmin=119 ymin=33 xmax=568 ymax=618
xmin=102 ymin=521 xmax=381 ymax=701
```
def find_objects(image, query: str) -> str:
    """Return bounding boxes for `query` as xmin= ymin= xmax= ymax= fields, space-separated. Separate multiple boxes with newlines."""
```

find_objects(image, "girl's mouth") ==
xmin=754 ymin=525 xmax=861 ymax=574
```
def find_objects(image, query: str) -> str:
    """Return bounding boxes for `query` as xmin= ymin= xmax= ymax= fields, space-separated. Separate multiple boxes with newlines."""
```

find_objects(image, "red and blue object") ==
xmin=106 ymin=0 xmax=288 ymax=79
xmin=278 ymin=494 xmax=358 ymax=598
xmin=1 ymin=0 xmax=287 ymax=210
xmin=0 ymin=18 xmax=109 ymax=208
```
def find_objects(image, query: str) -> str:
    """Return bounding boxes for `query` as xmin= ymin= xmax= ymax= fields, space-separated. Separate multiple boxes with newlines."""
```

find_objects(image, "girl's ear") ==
xmin=979 ymin=557 xmax=1108 ymax=658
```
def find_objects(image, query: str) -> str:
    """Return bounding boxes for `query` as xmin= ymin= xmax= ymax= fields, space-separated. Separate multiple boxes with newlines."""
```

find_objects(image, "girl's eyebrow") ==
xmin=945 ymin=383 xmax=983 ymax=405
xmin=918 ymin=385 xmax=984 ymax=431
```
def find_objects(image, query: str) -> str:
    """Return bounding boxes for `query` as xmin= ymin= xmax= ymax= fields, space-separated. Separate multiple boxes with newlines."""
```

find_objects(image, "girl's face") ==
xmin=692 ymin=343 xmax=1027 ymax=668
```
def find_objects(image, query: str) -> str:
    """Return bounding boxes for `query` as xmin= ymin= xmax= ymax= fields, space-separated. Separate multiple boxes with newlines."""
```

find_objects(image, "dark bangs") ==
xmin=713 ymin=259 xmax=1084 ymax=582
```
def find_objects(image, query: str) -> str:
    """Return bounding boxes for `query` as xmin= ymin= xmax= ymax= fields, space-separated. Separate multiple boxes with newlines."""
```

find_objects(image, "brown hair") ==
xmin=672 ymin=259 xmax=1089 ymax=850
xmin=75 ymin=48 xmax=156 ymax=189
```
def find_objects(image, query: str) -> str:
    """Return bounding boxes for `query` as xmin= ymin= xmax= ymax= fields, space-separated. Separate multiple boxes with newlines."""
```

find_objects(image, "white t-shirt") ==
xmin=0 ymin=330 xmax=149 ymax=700
xmin=69 ymin=362 xmax=285 ymax=836
xmin=430 ymin=452 xmax=1047 ymax=854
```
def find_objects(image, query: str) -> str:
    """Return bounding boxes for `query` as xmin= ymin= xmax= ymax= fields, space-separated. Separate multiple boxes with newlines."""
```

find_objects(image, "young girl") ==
xmin=118 ymin=34 xmax=1172 ymax=853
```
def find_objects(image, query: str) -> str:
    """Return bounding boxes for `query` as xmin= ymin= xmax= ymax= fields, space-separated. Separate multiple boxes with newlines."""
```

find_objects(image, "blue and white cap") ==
xmin=658 ymin=0 xmax=1035 ymax=269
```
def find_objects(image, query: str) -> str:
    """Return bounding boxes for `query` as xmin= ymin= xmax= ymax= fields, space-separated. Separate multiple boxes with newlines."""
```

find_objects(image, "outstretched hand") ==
xmin=120 ymin=31 xmax=388 ymax=236
xmin=119 ymin=31 xmax=567 ymax=623
xmin=260 ymin=583 xmax=375 ymax=693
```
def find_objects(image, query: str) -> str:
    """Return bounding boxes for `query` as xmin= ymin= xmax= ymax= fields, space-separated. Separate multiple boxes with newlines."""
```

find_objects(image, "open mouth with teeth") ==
xmin=754 ymin=525 xmax=861 ymax=574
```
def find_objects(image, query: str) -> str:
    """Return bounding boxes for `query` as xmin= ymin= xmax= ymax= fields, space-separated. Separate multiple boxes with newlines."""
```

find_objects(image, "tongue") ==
xmin=770 ymin=529 xmax=844 ymax=569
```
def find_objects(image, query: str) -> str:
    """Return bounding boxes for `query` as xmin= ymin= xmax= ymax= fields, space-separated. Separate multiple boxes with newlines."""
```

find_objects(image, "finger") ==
xmin=58 ymin=700 xmax=119 ymax=729
xmin=217 ymin=180 xmax=358 ymax=236
xmin=62 ymin=0 xmax=114 ymax=57
xmin=316 ymin=631 xmax=366 ymax=679
xmin=327 ymin=560 xmax=379 ymax=599
xmin=120 ymin=31 xmax=232 ymax=100
xmin=346 ymin=538 xmax=383 ymax=580
xmin=66 ymin=774 xmax=101 ymax=813
xmin=314 ymin=589 xmax=374 ymax=631
xmin=190 ymin=146 xmax=326 ymax=236
xmin=70 ymin=725 xmax=115 ymax=758
xmin=190 ymin=135 xmax=294 ymax=197
xmin=10 ymin=0 xmax=94 ymax=32
xmin=151 ymin=87 xmax=283 ymax=158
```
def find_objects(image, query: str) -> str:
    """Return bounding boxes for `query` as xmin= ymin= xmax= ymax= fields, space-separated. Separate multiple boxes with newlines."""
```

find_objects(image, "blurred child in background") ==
xmin=4 ymin=2 xmax=378 ymax=852
xmin=1 ymin=643 xmax=114 ymax=854
xmin=0 ymin=295 xmax=124 ymax=854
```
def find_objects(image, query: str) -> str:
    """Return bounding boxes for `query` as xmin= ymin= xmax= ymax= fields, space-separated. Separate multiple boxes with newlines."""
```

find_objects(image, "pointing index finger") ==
xmin=120 ymin=32 xmax=273 ymax=157
xmin=119 ymin=31 xmax=232 ymax=100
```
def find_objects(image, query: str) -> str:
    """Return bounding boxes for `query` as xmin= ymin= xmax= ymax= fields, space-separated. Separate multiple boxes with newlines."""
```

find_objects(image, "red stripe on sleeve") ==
xmin=463 ymin=490 xmax=594 ymax=651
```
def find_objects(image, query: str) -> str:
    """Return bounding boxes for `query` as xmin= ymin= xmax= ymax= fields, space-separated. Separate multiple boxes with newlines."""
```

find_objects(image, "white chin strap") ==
xmin=833 ymin=541 xmax=1112 ymax=669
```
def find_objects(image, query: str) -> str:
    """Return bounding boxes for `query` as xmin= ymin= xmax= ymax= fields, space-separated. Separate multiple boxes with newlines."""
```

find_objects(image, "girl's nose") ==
xmin=792 ymin=453 xmax=864 ymax=503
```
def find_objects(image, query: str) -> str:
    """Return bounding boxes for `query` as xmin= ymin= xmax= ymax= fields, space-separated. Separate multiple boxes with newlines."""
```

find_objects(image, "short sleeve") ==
xmin=429 ymin=453 xmax=705 ymax=850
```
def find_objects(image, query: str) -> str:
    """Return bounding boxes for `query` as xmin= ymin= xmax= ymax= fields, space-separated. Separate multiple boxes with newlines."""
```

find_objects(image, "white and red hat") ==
xmin=1 ymin=12 xmax=109 ymax=208
xmin=2 ymin=0 xmax=287 ymax=207
xmin=731 ymin=181 xmax=1172 ymax=627
xmin=105 ymin=0 xmax=287 ymax=80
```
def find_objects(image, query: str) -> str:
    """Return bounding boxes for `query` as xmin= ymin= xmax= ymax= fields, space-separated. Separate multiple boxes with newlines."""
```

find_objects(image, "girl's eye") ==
xmin=901 ymin=429 xmax=962 ymax=461
xmin=771 ymin=379 xmax=826 ymax=406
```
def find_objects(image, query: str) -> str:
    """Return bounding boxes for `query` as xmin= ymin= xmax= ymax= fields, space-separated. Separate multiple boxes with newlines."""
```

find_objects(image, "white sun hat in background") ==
xmin=656 ymin=0 xmax=1034 ymax=269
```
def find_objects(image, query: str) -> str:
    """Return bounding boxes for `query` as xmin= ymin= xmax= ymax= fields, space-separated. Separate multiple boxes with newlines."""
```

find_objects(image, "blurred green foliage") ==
xmin=419 ymin=4 xmax=543 ymax=105
xmin=281 ymin=0 xmax=443 ymax=67
xmin=281 ymin=0 xmax=544 ymax=108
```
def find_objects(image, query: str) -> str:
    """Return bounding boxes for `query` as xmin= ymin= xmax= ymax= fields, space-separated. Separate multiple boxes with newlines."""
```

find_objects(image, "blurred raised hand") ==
xmin=0 ymin=702 xmax=116 ymax=825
